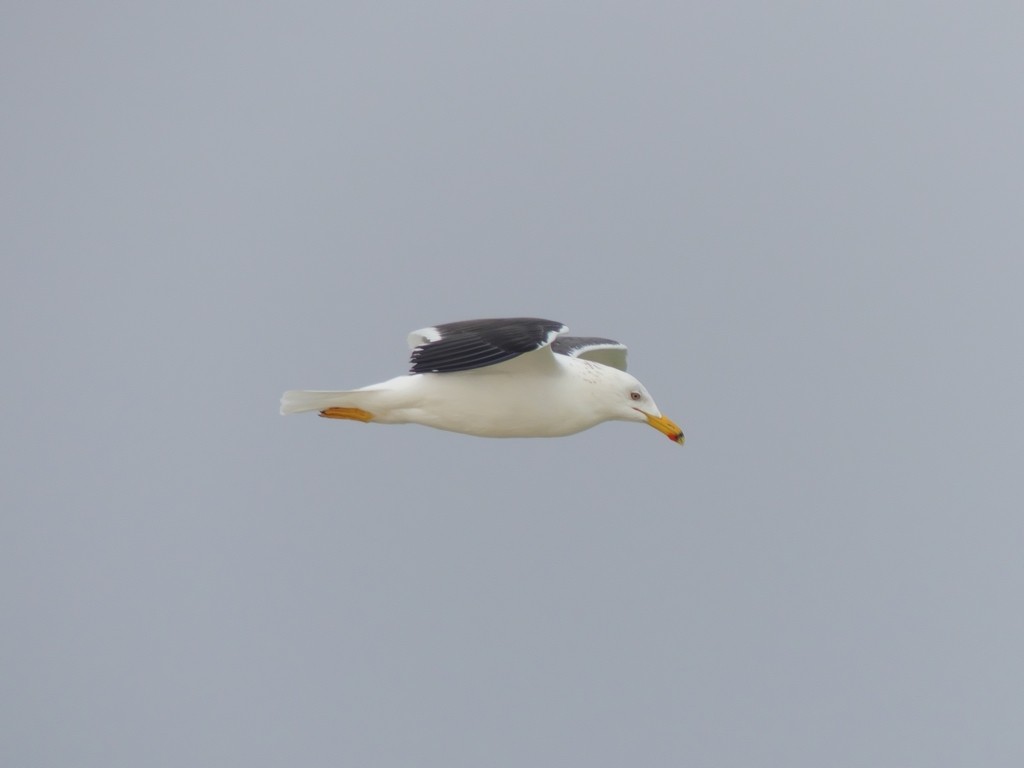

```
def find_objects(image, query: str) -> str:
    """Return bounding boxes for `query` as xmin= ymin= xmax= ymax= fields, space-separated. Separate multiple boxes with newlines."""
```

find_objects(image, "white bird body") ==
xmin=283 ymin=353 xmax=651 ymax=437
xmin=281 ymin=317 xmax=684 ymax=444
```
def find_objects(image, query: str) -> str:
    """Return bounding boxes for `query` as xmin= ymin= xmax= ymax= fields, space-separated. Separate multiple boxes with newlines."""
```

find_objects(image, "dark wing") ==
xmin=551 ymin=336 xmax=628 ymax=372
xmin=407 ymin=317 xmax=568 ymax=374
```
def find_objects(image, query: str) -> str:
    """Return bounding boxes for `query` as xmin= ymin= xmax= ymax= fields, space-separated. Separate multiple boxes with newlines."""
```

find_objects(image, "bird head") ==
xmin=603 ymin=369 xmax=685 ymax=445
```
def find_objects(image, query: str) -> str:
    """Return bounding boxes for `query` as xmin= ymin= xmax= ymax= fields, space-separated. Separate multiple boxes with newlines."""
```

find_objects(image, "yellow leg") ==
xmin=319 ymin=407 xmax=374 ymax=422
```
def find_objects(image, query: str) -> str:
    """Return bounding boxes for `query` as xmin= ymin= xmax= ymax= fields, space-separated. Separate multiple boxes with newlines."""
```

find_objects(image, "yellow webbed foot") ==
xmin=319 ymin=407 xmax=374 ymax=422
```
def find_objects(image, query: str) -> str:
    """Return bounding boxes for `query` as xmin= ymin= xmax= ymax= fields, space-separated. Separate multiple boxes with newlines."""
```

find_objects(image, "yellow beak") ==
xmin=643 ymin=411 xmax=685 ymax=445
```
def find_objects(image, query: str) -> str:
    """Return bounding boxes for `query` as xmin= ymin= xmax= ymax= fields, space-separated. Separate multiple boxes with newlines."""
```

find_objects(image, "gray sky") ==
xmin=3 ymin=2 xmax=1023 ymax=766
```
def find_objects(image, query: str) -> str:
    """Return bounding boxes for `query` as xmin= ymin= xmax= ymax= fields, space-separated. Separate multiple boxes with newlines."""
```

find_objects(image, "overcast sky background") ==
xmin=3 ymin=3 xmax=1023 ymax=766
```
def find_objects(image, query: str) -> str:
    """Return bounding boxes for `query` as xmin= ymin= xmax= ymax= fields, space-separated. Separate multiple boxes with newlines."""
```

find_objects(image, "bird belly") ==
xmin=393 ymin=371 xmax=599 ymax=438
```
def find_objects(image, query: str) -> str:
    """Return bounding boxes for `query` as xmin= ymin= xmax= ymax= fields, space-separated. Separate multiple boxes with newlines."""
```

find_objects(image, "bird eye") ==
xmin=630 ymin=391 xmax=641 ymax=401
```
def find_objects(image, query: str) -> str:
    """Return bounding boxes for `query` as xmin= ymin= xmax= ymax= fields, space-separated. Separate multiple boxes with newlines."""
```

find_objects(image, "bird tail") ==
xmin=280 ymin=389 xmax=367 ymax=415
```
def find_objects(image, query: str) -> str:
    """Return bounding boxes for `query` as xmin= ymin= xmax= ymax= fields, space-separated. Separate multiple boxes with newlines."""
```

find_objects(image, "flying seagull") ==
xmin=280 ymin=317 xmax=684 ymax=445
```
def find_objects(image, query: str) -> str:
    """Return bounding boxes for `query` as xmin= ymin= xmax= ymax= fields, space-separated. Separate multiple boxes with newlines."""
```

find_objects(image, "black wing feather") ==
xmin=409 ymin=317 xmax=566 ymax=374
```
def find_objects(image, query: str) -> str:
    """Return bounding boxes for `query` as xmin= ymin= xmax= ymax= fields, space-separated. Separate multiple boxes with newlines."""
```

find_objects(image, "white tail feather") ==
xmin=280 ymin=389 xmax=364 ymax=415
